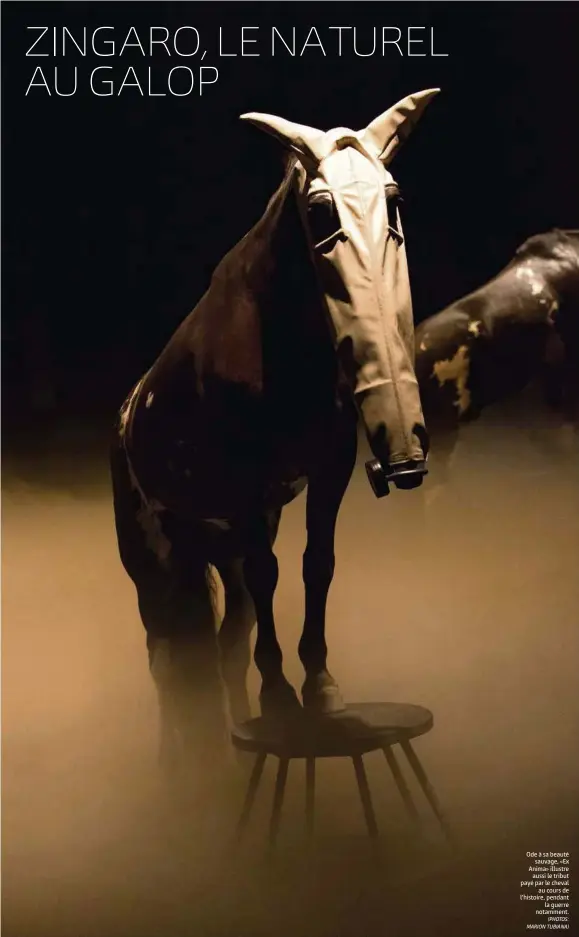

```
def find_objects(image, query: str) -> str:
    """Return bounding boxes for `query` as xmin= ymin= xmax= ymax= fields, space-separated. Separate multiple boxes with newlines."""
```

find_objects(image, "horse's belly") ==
xmin=125 ymin=379 xmax=314 ymax=522
xmin=150 ymin=448 xmax=261 ymax=518
xmin=132 ymin=430 xmax=308 ymax=521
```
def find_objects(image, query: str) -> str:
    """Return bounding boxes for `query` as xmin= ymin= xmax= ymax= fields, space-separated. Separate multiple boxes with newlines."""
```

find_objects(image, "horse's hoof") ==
xmin=259 ymin=677 xmax=302 ymax=718
xmin=302 ymin=672 xmax=347 ymax=714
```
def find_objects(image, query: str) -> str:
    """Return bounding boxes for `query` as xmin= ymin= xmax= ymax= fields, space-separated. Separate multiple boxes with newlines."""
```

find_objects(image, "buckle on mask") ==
xmin=387 ymin=225 xmax=404 ymax=246
xmin=385 ymin=183 xmax=404 ymax=245
xmin=313 ymin=228 xmax=349 ymax=252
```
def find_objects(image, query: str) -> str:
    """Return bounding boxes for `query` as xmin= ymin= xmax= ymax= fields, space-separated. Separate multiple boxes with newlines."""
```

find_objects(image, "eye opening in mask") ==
xmin=307 ymin=192 xmax=348 ymax=252
xmin=385 ymin=183 xmax=404 ymax=245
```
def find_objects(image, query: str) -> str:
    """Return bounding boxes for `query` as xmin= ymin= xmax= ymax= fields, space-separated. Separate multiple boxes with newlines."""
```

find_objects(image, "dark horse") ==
xmin=415 ymin=228 xmax=579 ymax=478
xmin=110 ymin=90 xmax=439 ymax=762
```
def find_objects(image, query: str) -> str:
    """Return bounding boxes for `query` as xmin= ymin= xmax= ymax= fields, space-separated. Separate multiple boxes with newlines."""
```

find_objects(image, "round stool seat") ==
xmin=231 ymin=701 xmax=451 ymax=854
xmin=231 ymin=702 xmax=433 ymax=759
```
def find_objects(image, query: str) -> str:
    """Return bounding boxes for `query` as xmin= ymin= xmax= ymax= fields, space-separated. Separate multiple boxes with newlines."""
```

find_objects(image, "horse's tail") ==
xmin=204 ymin=560 xmax=219 ymax=621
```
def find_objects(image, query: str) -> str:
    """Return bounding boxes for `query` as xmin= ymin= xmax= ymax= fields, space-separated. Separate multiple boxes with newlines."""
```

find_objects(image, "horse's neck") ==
xmin=154 ymin=176 xmax=330 ymax=402
xmin=260 ymin=186 xmax=322 ymax=333
xmin=259 ymin=191 xmax=338 ymax=405
xmin=211 ymin=179 xmax=329 ymax=372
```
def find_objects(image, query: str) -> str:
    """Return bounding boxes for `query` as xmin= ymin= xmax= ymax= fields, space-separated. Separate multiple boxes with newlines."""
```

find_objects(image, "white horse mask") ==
xmin=241 ymin=89 xmax=440 ymax=494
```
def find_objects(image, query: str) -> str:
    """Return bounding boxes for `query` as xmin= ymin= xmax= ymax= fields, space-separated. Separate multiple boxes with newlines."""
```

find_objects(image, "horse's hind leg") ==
xmin=139 ymin=573 xmax=228 ymax=777
xmin=215 ymin=558 xmax=255 ymax=726
xmin=110 ymin=443 xmax=227 ymax=776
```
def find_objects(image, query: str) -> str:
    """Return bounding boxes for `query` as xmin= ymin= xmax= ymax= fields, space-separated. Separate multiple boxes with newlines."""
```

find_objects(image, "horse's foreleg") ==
xmin=298 ymin=416 xmax=358 ymax=713
xmin=215 ymin=558 xmax=255 ymax=726
xmin=243 ymin=509 xmax=301 ymax=714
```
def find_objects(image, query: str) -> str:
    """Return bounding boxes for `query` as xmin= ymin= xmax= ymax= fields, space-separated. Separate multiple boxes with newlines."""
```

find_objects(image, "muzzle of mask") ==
xmin=307 ymin=181 xmax=429 ymax=498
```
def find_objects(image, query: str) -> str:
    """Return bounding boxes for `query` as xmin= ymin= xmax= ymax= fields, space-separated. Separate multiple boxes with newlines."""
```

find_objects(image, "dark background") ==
xmin=3 ymin=9 xmax=579 ymax=937
xmin=2 ymin=1 xmax=579 ymax=430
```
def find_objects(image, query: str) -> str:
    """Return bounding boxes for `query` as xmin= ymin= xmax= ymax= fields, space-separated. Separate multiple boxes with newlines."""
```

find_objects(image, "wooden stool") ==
xmin=231 ymin=702 xmax=452 ymax=853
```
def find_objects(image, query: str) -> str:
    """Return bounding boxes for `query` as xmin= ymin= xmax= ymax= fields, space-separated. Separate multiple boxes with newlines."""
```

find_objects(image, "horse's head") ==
xmin=241 ymin=90 xmax=440 ymax=496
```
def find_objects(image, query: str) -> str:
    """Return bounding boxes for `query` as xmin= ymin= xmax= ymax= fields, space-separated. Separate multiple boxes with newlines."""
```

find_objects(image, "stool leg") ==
xmin=382 ymin=746 xmax=420 ymax=824
xmin=399 ymin=739 xmax=453 ymax=842
xmin=305 ymin=757 xmax=315 ymax=839
xmin=352 ymin=755 xmax=379 ymax=839
xmin=268 ymin=758 xmax=289 ymax=853
xmin=235 ymin=751 xmax=266 ymax=842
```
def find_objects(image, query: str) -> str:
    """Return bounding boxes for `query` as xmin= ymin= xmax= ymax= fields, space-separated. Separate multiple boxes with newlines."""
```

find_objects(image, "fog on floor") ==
xmin=2 ymin=394 xmax=578 ymax=937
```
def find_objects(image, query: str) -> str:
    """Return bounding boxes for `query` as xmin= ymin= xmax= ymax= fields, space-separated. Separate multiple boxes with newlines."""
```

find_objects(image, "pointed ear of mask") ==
xmin=361 ymin=88 xmax=440 ymax=166
xmin=240 ymin=112 xmax=328 ymax=170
